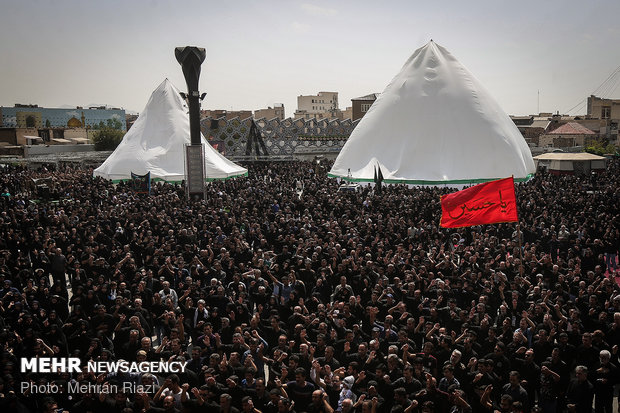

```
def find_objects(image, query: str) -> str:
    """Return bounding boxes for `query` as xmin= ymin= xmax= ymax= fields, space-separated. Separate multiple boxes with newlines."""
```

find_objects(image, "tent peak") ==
xmin=156 ymin=78 xmax=178 ymax=91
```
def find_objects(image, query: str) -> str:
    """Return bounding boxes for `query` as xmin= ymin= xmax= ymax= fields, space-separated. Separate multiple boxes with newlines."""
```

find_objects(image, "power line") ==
xmin=592 ymin=64 xmax=620 ymax=96
xmin=598 ymin=68 xmax=620 ymax=98
xmin=564 ymin=64 xmax=620 ymax=114
xmin=565 ymin=98 xmax=586 ymax=115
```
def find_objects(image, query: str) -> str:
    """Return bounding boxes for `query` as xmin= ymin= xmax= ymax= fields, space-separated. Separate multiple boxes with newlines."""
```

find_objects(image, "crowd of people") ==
xmin=0 ymin=159 xmax=618 ymax=413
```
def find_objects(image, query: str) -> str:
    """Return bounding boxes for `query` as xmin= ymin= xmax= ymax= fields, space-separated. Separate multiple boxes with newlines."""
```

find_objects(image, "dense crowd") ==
xmin=0 ymin=159 xmax=618 ymax=413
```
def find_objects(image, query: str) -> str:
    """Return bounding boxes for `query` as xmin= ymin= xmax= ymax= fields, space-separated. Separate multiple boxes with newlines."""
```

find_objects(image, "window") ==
xmin=602 ymin=106 xmax=611 ymax=119
xmin=361 ymin=103 xmax=372 ymax=112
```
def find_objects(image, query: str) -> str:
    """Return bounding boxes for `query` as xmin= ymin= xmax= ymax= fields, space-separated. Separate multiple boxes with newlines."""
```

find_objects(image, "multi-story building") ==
xmin=294 ymin=91 xmax=339 ymax=119
xmin=351 ymin=93 xmax=379 ymax=121
xmin=587 ymin=95 xmax=619 ymax=142
xmin=254 ymin=104 xmax=285 ymax=120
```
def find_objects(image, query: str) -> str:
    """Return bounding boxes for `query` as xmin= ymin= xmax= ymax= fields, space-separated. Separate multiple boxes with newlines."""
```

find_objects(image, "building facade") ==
xmin=254 ymin=104 xmax=285 ymax=120
xmin=351 ymin=93 xmax=378 ymax=121
xmin=0 ymin=105 xmax=126 ymax=131
xmin=588 ymin=95 xmax=620 ymax=120
xmin=341 ymin=107 xmax=353 ymax=121
xmin=294 ymin=91 xmax=339 ymax=119
xmin=587 ymin=95 xmax=619 ymax=142
xmin=511 ymin=110 xmax=615 ymax=149
xmin=126 ymin=114 xmax=139 ymax=130
xmin=0 ymin=128 xmax=38 ymax=146
xmin=511 ymin=115 xmax=550 ymax=147
xmin=538 ymin=122 xmax=596 ymax=148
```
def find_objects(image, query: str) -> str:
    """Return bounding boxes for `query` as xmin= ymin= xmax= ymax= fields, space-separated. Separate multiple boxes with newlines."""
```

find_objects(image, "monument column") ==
xmin=175 ymin=46 xmax=206 ymax=199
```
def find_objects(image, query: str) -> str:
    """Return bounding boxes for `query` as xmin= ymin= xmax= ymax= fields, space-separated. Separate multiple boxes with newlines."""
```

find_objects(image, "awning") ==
xmin=70 ymin=137 xmax=90 ymax=142
xmin=52 ymin=138 xmax=72 ymax=143
xmin=533 ymin=153 xmax=606 ymax=161
xmin=24 ymin=135 xmax=43 ymax=141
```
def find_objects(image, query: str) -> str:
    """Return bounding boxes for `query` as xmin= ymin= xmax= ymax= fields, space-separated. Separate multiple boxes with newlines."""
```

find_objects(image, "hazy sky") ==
xmin=2 ymin=0 xmax=620 ymax=117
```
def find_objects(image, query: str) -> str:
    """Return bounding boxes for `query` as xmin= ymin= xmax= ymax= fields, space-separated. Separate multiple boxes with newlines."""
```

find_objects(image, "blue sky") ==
xmin=1 ymin=0 xmax=619 ymax=116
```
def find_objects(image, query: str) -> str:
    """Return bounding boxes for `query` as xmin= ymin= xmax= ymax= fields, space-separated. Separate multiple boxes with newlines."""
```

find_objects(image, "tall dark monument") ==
xmin=175 ymin=46 xmax=206 ymax=198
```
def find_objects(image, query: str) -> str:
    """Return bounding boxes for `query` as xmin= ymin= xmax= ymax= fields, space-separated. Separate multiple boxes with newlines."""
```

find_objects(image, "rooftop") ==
xmin=547 ymin=122 xmax=595 ymax=135
xmin=352 ymin=93 xmax=380 ymax=101
xmin=533 ymin=152 xmax=606 ymax=161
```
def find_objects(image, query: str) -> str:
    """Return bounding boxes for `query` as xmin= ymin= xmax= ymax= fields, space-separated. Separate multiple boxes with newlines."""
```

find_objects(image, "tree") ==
xmin=585 ymin=139 xmax=616 ymax=156
xmin=93 ymin=118 xmax=123 ymax=130
xmin=106 ymin=118 xmax=123 ymax=130
xmin=93 ymin=128 xmax=124 ymax=151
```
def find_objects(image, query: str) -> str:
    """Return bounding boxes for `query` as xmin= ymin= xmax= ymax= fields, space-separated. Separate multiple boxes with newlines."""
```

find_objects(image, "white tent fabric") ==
xmin=94 ymin=79 xmax=247 ymax=182
xmin=329 ymin=41 xmax=535 ymax=185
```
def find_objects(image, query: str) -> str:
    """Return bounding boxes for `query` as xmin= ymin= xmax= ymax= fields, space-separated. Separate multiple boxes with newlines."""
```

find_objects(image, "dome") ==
xmin=67 ymin=117 xmax=82 ymax=128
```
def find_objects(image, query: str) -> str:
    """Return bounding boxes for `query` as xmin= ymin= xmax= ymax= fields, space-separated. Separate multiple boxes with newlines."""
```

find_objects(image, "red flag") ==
xmin=440 ymin=177 xmax=518 ymax=228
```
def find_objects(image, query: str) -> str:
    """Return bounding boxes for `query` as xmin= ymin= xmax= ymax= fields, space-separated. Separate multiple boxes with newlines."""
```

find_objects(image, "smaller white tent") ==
xmin=94 ymin=79 xmax=247 ymax=182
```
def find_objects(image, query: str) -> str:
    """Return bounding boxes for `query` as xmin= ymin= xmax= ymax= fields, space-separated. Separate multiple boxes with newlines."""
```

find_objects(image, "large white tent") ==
xmin=94 ymin=79 xmax=247 ymax=182
xmin=329 ymin=41 xmax=535 ymax=185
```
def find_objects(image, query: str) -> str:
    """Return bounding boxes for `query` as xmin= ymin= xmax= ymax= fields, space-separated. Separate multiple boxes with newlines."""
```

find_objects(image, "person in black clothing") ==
xmin=512 ymin=348 xmax=540 ymax=406
xmin=306 ymin=389 xmax=334 ymax=413
xmin=283 ymin=367 xmax=315 ymax=408
xmin=566 ymin=365 xmax=594 ymax=413
xmin=593 ymin=350 xmax=618 ymax=413
xmin=0 ymin=161 xmax=618 ymax=413
xmin=501 ymin=371 xmax=529 ymax=413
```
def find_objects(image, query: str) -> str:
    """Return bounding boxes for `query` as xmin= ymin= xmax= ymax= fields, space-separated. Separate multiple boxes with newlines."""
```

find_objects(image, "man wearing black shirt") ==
xmin=307 ymin=390 xmax=334 ymax=413
xmin=284 ymin=367 xmax=315 ymax=408
xmin=566 ymin=365 xmax=594 ymax=413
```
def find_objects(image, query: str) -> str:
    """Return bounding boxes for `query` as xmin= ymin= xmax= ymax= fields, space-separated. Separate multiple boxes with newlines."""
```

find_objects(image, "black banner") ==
xmin=130 ymin=171 xmax=151 ymax=194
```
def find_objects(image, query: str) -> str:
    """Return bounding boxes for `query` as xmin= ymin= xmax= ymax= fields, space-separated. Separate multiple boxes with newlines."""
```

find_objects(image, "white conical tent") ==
xmin=329 ymin=41 xmax=535 ymax=185
xmin=94 ymin=79 xmax=247 ymax=182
